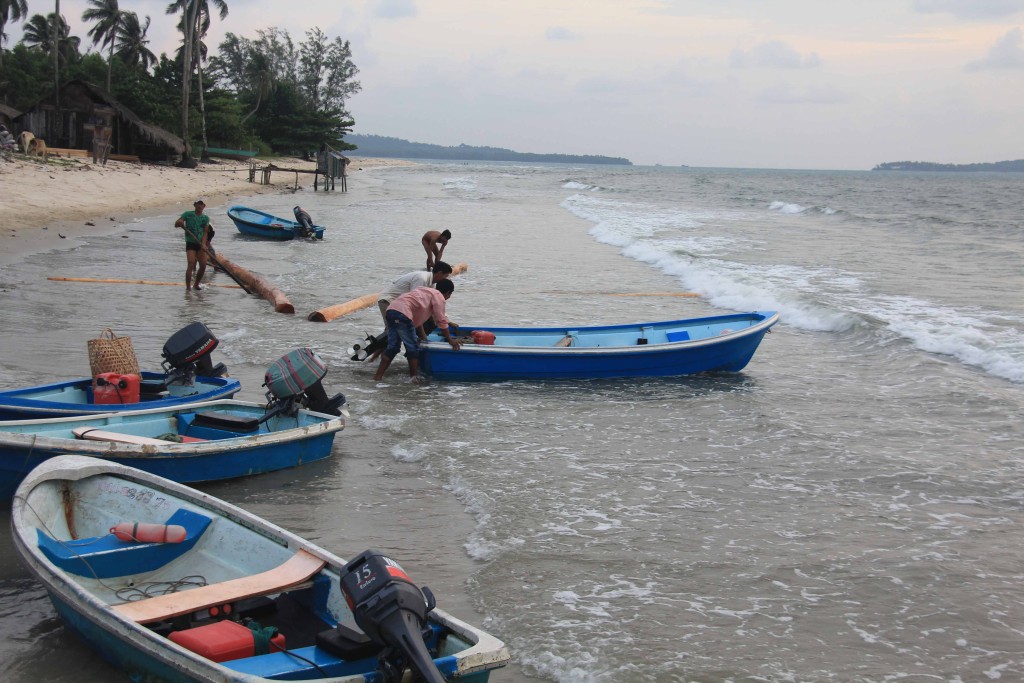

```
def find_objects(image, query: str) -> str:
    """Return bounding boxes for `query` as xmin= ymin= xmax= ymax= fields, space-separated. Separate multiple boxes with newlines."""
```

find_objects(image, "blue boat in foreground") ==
xmin=227 ymin=205 xmax=325 ymax=240
xmin=0 ymin=399 xmax=346 ymax=499
xmin=421 ymin=311 xmax=780 ymax=380
xmin=12 ymin=455 xmax=510 ymax=682
xmin=0 ymin=372 xmax=241 ymax=420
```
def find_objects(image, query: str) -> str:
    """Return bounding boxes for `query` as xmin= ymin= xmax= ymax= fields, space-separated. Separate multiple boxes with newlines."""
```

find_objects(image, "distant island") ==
xmin=347 ymin=134 xmax=632 ymax=165
xmin=873 ymin=159 xmax=1024 ymax=172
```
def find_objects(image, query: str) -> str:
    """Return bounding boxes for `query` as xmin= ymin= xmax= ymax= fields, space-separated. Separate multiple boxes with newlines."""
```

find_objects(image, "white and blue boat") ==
xmin=0 ymin=372 xmax=241 ymax=421
xmin=0 ymin=399 xmax=345 ymax=499
xmin=227 ymin=206 xmax=325 ymax=240
xmin=12 ymin=455 xmax=510 ymax=683
xmin=421 ymin=311 xmax=780 ymax=380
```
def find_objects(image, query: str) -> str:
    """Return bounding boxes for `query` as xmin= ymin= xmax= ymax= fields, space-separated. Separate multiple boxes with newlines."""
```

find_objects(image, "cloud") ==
xmin=730 ymin=41 xmax=822 ymax=69
xmin=967 ymin=26 xmax=1024 ymax=69
xmin=913 ymin=0 xmax=1024 ymax=20
xmin=372 ymin=0 xmax=417 ymax=19
xmin=757 ymin=83 xmax=846 ymax=104
xmin=545 ymin=26 xmax=578 ymax=42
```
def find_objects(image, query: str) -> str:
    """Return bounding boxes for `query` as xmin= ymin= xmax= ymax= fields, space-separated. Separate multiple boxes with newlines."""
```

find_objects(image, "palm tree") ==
xmin=166 ymin=0 xmax=228 ymax=164
xmin=240 ymin=50 xmax=275 ymax=125
xmin=21 ymin=12 xmax=80 ymax=64
xmin=82 ymin=0 xmax=125 ymax=91
xmin=115 ymin=12 xmax=156 ymax=73
xmin=0 ymin=0 xmax=30 ymax=68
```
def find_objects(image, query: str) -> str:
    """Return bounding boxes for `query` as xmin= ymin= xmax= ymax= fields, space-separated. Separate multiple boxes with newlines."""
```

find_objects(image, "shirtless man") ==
xmin=421 ymin=229 xmax=451 ymax=270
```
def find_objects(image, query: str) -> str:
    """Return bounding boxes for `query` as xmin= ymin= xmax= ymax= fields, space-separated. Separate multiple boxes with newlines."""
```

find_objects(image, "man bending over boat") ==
xmin=421 ymin=229 xmax=451 ymax=270
xmin=174 ymin=199 xmax=213 ymax=290
xmin=367 ymin=262 xmax=455 ymax=362
xmin=374 ymin=280 xmax=461 ymax=383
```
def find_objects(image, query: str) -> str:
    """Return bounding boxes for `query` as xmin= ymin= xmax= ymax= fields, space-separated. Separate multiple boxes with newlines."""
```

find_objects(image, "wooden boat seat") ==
xmin=72 ymin=427 xmax=169 ymax=446
xmin=113 ymin=549 xmax=327 ymax=624
xmin=37 ymin=508 xmax=213 ymax=579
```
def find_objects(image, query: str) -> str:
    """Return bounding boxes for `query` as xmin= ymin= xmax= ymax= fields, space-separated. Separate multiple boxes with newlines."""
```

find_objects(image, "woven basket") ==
xmin=87 ymin=328 xmax=140 ymax=378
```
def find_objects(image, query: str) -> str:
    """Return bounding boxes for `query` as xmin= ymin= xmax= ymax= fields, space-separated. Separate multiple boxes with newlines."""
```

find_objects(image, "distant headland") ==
xmin=873 ymin=159 xmax=1024 ymax=172
xmin=348 ymin=134 xmax=632 ymax=165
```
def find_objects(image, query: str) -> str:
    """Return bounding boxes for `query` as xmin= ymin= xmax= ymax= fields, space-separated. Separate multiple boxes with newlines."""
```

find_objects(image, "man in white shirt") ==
xmin=366 ymin=262 xmax=454 ymax=362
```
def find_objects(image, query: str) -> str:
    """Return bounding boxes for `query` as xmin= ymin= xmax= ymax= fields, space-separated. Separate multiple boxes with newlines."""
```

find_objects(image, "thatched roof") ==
xmin=63 ymin=80 xmax=184 ymax=153
xmin=0 ymin=103 xmax=21 ymax=119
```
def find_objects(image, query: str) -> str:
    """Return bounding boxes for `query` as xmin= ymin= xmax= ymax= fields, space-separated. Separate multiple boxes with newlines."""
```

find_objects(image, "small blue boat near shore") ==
xmin=0 ymin=399 xmax=346 ymax=499
xmin=0 ymin=372 xmax=241 ymax=420
xmin=421 ymin=311 xmax=779 ymax=380
xmin=12 ymin=455 xmax=510 ymax=682
xmin=227 ymin=205 xmax=325 ymax=240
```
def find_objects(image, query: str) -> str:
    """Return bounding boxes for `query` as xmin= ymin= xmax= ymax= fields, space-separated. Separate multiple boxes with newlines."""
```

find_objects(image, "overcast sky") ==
xmin=11 ymin=0 xmax=1024 ymax=169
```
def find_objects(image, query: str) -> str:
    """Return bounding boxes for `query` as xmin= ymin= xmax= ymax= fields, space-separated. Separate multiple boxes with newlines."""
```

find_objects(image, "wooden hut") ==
xmin=0 ymin=103 xmax=21 ymax=131
xmin=16 ymin=80 xmax=184 ymax=162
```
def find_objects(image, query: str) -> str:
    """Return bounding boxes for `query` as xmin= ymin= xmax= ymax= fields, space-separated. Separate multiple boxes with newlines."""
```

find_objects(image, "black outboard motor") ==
xmin=328 ymin=550 xmax=445 ymax=683
xmin=263 ymin=347 xmax=346 ymax=419
xmin=292 ymin=206 xmax=316 ymax=239
xmin=160 ymin=322 xmax=228 ymax=386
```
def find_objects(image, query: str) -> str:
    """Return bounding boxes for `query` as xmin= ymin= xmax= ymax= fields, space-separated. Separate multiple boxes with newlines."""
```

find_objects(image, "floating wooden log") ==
xmin=47 ymin=277 xmax=242 ymax=289
xmin=210 ymin=251 xmax=294 ymax=314
xmin=308 ymin=262 xmax=469 ymax=323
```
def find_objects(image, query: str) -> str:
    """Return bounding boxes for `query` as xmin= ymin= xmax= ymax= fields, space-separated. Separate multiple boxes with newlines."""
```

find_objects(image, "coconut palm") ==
xmin=165 ymin=0 xmax=228 ymax=164
xmin=0 ymin=0 xmax=30 ymax=68
xmin=82 ymin=0 xmax=125 ymax=91
xmin=115 ymin=11 xmax=156 ymax=73
xmin=21 ymin=12 xmax=80 ymax=65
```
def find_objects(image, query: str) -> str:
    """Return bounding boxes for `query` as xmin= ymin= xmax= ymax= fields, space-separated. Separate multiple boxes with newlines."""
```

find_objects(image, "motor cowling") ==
xmin=292 ymin=206 xmax=316 ymax=238
xmin=338 ymin=550 xmax=444 ymax=683
xmin=160 ymin=322 xmax=228 ymax=386
xmin=263 ymin=348 xmax=345 ymax=417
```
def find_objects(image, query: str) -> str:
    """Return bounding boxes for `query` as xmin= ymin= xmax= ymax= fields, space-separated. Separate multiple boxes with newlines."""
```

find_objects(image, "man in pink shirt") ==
xmin=373 ymin=280 xmax=461 ymax=382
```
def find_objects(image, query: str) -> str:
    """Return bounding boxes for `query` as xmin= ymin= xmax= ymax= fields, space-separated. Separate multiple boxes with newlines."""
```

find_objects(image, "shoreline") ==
xmin=0 ymin=155 xmax=414 ymax=267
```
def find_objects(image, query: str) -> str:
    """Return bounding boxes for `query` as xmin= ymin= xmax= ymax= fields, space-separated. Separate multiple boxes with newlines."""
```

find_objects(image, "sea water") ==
xmin=0 ymin=162 xmax=1022 ymax=682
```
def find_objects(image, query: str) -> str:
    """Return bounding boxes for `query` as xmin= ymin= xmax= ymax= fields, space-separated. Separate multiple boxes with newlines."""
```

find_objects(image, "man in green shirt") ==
xmin=174 ymin=198 xmax=213 ymax=290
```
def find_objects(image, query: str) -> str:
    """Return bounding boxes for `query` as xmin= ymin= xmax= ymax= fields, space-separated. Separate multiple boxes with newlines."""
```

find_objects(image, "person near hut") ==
xmin=174 ymin=199 xmax=213 ymax=290
xmin=421 ymin=229 xmax=451 ymax=270
xmin=92 ymin=123 xmax=111 ymax=165
xmin=373 ymin=280 xmax=461 ymax=383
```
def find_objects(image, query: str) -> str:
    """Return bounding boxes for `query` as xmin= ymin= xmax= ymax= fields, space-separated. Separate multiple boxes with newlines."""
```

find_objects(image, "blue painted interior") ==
xmin=37 ymin=508 xmax=213 ymax=578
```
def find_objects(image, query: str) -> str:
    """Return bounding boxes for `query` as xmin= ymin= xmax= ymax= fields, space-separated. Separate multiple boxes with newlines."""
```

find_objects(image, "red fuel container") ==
xmin=94 ymin=373 xmax=141 ymax=405
xmin=169 ymin=620 xmax=285 ymax=662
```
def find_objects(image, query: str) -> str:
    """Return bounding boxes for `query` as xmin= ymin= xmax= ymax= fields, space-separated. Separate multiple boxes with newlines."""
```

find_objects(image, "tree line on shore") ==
xmin=0 ymin=0 xmax=361 ymax=164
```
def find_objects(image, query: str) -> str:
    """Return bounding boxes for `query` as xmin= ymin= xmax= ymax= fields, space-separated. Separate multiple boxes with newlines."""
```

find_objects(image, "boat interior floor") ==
xmin=147 ymin=589 xmax=333 ymax=650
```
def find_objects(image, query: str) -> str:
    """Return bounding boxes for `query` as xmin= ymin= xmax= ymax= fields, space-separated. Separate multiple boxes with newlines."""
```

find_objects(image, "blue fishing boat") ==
xmin=227 ymin=205 xmax=325 ymax=240
xmin=0 ymin=399 xmax=346 ymax=499
xmin=0 ymin=372 xmax=240 ymax=420
xmin=0 ymin=321 xmax=241 ymax=420
xmin=420 ymin=311 xmax=780 ymax=380
xmin=12 ymin=455 xmax=510 ymax=683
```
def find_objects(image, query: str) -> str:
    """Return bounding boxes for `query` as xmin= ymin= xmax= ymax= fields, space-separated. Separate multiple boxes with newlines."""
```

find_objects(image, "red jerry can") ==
xmin=94 ymin=373 xmax=141 ymax=405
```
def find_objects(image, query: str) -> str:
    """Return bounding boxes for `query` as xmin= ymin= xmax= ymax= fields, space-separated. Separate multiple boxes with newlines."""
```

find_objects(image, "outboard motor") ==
xmin=319 ymin=550 xmax=444 ymax=683
xmin=160 ymin=322 xmax=228 ymax=386
xmin=292 ymin=206 xmax=316 ymax=239
xmin=263 ymin=347 xmax=346 ymax=419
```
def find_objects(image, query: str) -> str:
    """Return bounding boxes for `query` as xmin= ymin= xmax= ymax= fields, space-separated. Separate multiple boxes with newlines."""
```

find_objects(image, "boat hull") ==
xmin=227 ymin=206 xmax=325 ymax=240
xmin=0 ymin=399 xmax=344 ymax=498
xmin=422 ymin=311 xmax=779 ymax=380
xmin=11 ymin=456 xmax=510 ymax=682
xmin=0 ymin=372 xmax=241 ymax=420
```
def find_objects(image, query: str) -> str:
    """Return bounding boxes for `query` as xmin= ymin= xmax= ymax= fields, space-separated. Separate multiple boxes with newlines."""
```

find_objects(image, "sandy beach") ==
xmin=0 ymin=154 xmax=411 ymax=266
